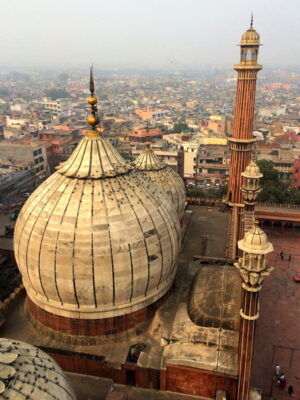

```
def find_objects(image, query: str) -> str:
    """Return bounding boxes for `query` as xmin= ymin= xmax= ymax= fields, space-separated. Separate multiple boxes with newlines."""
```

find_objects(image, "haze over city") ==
xmin=1 ymin=0 xmax=300 ymax=69
xmin=1 ymin=1 xmax=300 ymax=399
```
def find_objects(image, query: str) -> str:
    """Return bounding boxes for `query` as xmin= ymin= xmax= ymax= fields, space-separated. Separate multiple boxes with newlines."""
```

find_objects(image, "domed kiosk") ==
xmin=14 ymin=71 xmax=180 ymax=337
xmin=0 ymin=338 xmax=76 ymax=400
xmin=134 ymin=141 xmax=186 ymax=220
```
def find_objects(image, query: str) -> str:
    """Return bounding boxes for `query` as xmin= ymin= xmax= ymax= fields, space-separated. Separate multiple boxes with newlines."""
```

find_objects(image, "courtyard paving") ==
xmin=251 ymin=228 xmax=300 ymax=400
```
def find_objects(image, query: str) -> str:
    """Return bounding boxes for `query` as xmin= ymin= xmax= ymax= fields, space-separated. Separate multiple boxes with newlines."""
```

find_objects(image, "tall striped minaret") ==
xmin=227 ymin=18 xmax=262 ymax=259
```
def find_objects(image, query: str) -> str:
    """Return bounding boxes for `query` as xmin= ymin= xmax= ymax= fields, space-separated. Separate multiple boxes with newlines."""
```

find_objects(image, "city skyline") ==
xmin=1 ymin=0 xmax=300 ymax=69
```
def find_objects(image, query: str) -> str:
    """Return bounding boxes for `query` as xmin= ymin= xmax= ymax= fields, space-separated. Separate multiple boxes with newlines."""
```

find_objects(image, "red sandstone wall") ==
xmin=164 ymin=364 xmax=237 ymax=399
xmin=135 ymin=366 xmax=160 ymax=390
xmin=41 ymin=348 xmax=237 ymax=399
xmin=47 ymin=351 xmax=125 ymax=383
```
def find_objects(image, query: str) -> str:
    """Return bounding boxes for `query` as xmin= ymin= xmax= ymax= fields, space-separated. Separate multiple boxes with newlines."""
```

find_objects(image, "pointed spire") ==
xmin=89 ymin=65 xmax=95 ymax=96
xmin=250 ymin=12 xmax=253 ymax=28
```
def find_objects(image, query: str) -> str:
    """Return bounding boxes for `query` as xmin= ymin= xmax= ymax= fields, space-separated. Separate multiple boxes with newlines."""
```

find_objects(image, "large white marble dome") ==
xmin=14 ymin=131 xmax=180 ymax=320
xmin=0 ymin=338 xmax=76 ymax=400
xmin=134 ymin=145 xmax=186 ymax=220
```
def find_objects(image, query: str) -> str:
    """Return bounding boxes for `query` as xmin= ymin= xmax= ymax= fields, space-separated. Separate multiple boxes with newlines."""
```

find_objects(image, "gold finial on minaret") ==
xmin=145 ymin=120 xmax=151 ymax=149
xmin=86 ymin=66 xmax=100 ymax=138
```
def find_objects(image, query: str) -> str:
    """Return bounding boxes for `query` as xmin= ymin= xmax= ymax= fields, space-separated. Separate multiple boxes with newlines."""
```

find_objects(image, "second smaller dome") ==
xmin=134 ymin=144 xmax=186 ymax=220
xmin=238 ymin=223 xmax=273 ymax=254
xmin=242 ymin=160 xmax=263 ymax=179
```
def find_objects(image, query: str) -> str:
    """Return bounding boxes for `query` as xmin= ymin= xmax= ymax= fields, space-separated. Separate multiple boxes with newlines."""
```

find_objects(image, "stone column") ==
xmin=235 ymin=222 xmax=273 ymax=400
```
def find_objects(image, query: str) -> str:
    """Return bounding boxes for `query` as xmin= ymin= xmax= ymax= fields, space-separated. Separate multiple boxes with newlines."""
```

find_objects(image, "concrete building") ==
xmin=128 ymin=125 xmax=162 ymax=142
xmin=183 ymin=149 xmax=197 ymax=181
xmin=10 ymin=101 xmax=30 ymax=113
xmin=207 ymin=115 xmax=232 ymax=135
xmin=195 ymin=145 xmax=229 ymax=185
xmin=0 ymin=140 xmax=48 ymax=180
xmin=33 ymin=98 xmax=71 ymax=116
xmin=135 ymin=106 xmax=169 ymax=121
xmin=0 ymin=164 xmax=37 ymax=204
xmin=6 ymin=116 xmax=30 ymax=129
xmin=3 ymin=126 xmax=25 ymax=139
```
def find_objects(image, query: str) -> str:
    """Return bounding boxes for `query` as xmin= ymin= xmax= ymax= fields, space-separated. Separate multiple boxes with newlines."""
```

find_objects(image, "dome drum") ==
xmin=27 ymin=287 xmax=172 ymax=339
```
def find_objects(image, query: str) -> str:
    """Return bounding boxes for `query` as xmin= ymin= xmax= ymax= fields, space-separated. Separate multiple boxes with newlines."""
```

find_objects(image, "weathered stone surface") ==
xmin=14 ymin=135 xmax=180 ymax=322
xmin=188 ymin=264 xmax=241 ymax=331
xmin=134 ymin=147 xmax=186 ymax=219
xmin=0 ymin=338 xmax=76 ymax=399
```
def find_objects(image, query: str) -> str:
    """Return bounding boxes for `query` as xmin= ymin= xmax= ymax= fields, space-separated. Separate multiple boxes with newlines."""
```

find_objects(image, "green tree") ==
xmin=186 ymin=187 xmax=224 ymax=199
xmin=187 ymin=188 xmax=204 ymax=198
xmin=219 ymin=184 xmax=228 ymax=197
xmin=257 ymin=160 xmax=288 ymax=203
xmin=285 ymin=188 xmax=300 ymax=205
xmin=172 ymin=122 xmax=190 ymax=133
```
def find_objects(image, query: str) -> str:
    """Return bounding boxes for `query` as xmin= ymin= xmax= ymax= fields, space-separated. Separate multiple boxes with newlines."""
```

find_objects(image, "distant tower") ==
xmin=241 ymin=159 xmax=262 ymax=232
xmin=235 ymin=222 xmax=273 ymax=400
xmin=227 ymin=17 xmax=262 ymax=259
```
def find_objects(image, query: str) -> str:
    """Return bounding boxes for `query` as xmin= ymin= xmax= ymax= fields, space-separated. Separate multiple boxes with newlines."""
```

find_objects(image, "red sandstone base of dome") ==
xmin=27 ymin=289 xmax=171 ymax=337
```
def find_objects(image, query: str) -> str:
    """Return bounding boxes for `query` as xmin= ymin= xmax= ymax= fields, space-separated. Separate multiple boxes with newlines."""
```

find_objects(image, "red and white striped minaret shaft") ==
xmin=227 ymin=18 xmax=262 ymax=259
xmin=235 ymin=222 xmax=273 ymax=400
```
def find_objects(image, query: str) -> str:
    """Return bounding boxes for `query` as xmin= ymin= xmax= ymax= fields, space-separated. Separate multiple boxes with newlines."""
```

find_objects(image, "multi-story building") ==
xmin=3 ymin=126 xmax=25 ymax=139
xmin=0 ymin=165 xmax=37 ymax=204
xmin=128 ymin=125 xmax=162 ymax=142
xmin=38 ymin=127 xmax=80 ymax=173
xmin=256 ymin=144 xmax=294 ymax=183
xmin=135 ymin=106 xmax=169 ymax=121
xmin=206 ymin=115 xmax=232 ymax=135
xmin=195 ymin=145 xmax=229 ymax=185
xmin=0 ymin=140 xmax=48 ymax=181
xmin=5 ymin=116 xmax=30 ymax=129
xmin=33 ymin=98 xmax=71 ymax=116
xmin=10 ymin=101 xmax=30 ymax=113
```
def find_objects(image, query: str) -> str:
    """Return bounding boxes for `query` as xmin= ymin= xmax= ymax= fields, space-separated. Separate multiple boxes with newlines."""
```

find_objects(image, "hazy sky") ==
xmin=1 ymin=0 xmax=300 ymax=69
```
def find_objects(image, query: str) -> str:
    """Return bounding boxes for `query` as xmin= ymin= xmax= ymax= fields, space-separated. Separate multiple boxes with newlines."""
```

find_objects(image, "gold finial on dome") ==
xmin=145 ymin=121 xmax=151 ymax=150
xmin=250 ymin=12 xmax=253 ymax=28
xmin=86 ymin=66 xmax=100 ymax=138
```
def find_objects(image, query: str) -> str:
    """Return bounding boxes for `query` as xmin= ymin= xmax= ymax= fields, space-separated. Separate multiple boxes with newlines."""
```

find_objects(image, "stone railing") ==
xmin=256 ymin=202 xmax=300 ymax=209
xmin=187 ymin=197 xmax=224 ymax=207
xmin=197 ymin=162 xmax=228 ymax=169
